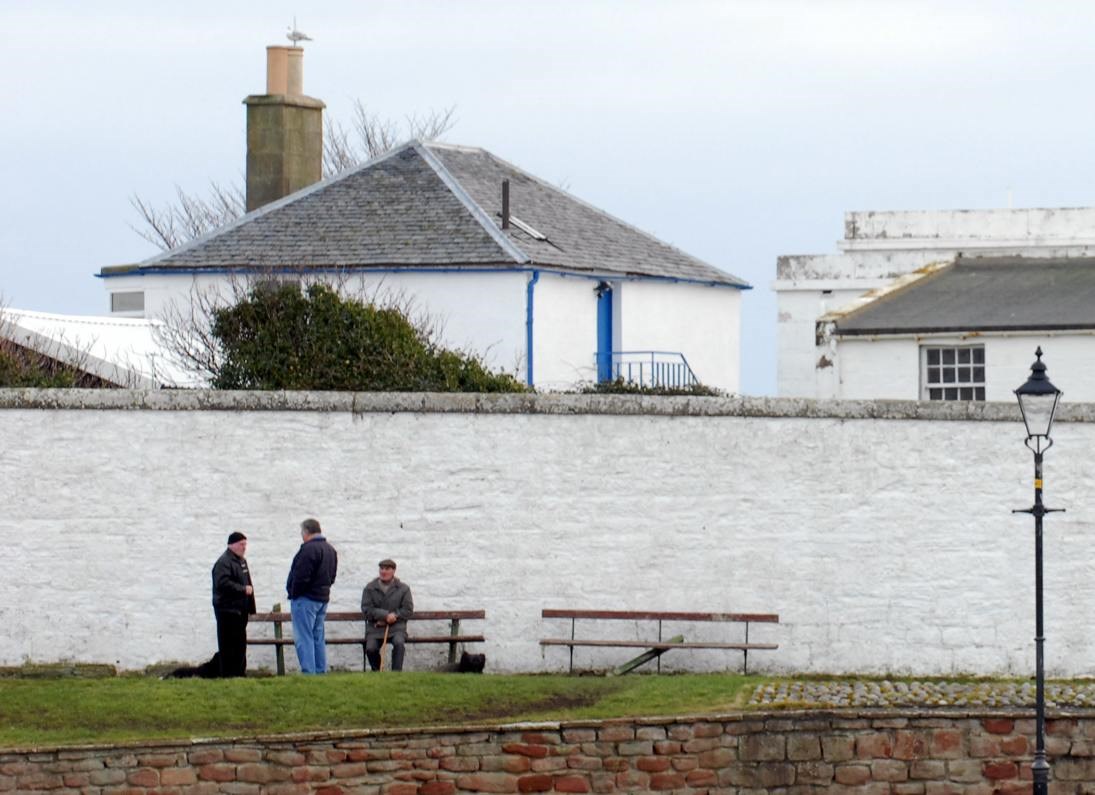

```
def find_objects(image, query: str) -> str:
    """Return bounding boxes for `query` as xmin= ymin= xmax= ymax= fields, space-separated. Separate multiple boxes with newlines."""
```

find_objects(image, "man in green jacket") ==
xmin=361 ymin=559 xmax=414 ymax=671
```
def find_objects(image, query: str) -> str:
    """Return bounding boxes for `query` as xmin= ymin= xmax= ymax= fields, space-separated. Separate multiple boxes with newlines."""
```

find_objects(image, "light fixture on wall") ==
xmin=1013 ymin=346 xmax=1063 ymax=795
xmin=594 ymin=281 xmax=611 ymax=298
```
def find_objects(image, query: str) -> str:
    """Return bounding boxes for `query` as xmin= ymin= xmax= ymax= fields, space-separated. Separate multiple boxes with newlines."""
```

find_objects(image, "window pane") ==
xmin=973 ymin=348 xmax=985 ymax=364
xmin=975 ymin=387 xmax=985 ymax=400
xmin=942 ymin=350 xmax=955 ymax=364
xmin=945 ymin=387 xmax=958 ymax=399
xmin=927 ymin=349 xmax=940 ymax=365
xmin=927 ymin=367 xmax=940 ymax=384
xmin=960 ymin=387 xmax=973 ymax=400
xmin=943 ymin=370 xmax=955 ymax=383
xmin=958 ymin=367 xmax=970 ymax=383
xmin=958 ymin=349 xmax=971 ymax=364
xmin=929 ymin=388 xmax=942 ymax=400
xmin=973 ymin=366 xmax=984 ymax=382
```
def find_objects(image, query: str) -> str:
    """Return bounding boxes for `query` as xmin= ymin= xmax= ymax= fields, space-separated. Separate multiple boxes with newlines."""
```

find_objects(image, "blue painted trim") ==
xmin=596 ymin=285 xmax=614 ymax=382
xmin=525 ymin=270 xmax=540 ymax=387
xmin=97 ymin=265 xmax=751 ymax=290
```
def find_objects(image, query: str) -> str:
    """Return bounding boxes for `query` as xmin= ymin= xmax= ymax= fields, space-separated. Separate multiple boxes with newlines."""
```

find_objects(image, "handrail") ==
xmin=592 ymin=350 xmax=699 ymax=388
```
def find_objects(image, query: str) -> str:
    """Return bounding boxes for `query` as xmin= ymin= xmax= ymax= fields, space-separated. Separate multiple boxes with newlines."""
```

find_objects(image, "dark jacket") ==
xmin=212 ymin=549 xmax=256 ymax=615
xmin=286 ymin=535 xmax=338 ymax=602
xmin=361 ymin=577 xmax=414 ymax=637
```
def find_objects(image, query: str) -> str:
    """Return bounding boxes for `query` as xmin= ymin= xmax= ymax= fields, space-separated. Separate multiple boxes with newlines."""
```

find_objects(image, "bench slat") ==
xmin=540 ymin=639 xmax=779 ymax=651
xmin=542 ymin=609 xmax=778 ymax=623
xmin=250 ymin=635 xmax=486 ymax=647
xmin=252 ymin=610 xmax=485 ymax=623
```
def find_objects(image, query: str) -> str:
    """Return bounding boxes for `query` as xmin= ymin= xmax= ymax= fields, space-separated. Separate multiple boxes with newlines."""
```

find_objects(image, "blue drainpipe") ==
xmin=525 ymin=270 xmax=540 ymax=387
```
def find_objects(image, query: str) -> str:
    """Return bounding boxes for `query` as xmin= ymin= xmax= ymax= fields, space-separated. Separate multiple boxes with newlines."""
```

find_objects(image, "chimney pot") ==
xmin=266 ymin=45 xmax=289 ymax=94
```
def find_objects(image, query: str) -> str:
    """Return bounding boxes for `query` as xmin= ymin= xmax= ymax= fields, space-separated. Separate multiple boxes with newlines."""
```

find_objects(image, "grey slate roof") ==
xmin=834 ymin=256 xmax=1095 ymax=335
xmin=114 ymin=141 xmax=748 ymax=288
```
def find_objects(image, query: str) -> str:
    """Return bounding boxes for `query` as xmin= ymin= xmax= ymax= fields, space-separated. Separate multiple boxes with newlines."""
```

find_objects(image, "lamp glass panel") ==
xmin=1018 ymin=392 xmax=1058 ymax=438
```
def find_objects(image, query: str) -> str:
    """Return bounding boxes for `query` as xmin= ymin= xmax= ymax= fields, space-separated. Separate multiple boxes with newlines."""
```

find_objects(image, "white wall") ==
xmin=4 ymin=390 xmax=1095 ymax=677
xmin=533 ymin=273 xmax=599 ymax=389
xmin=616 ymin=280 xmax=741 ymax=393
xmin=106 ymin=270 xmax=743 ymax=392
xmin=832 ymin=334 xmax=1095 ymax=402
xmin=106 ymin=270 xmax=530 ymax=376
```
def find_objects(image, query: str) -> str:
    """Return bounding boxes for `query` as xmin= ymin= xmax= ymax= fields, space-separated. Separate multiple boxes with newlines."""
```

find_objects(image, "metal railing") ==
xmin=594 ymin=351 xmax=699 ymax=388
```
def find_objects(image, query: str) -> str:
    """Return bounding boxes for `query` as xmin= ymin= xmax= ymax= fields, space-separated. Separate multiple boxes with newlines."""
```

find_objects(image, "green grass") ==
xmin=0 ymin=672 xmax=757 ymax=748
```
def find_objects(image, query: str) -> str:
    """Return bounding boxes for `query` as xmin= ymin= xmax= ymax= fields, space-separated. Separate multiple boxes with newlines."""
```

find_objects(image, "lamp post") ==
xmin=1013 ymin=346 xmax=1063 ymax=795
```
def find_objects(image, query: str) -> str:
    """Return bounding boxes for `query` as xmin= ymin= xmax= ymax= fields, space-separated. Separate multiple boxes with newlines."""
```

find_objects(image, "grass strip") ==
xmin=0 ymin=673 xmax=755 ymax=747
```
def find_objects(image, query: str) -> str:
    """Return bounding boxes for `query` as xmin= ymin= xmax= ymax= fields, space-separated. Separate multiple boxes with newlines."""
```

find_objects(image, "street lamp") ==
xmin=1013 ymin=346 xmax=1063 ymax=795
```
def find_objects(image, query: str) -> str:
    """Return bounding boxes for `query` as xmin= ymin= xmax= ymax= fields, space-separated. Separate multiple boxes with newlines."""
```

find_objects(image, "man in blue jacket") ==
xmin=286 ymin=518 xmax=338 ymax=674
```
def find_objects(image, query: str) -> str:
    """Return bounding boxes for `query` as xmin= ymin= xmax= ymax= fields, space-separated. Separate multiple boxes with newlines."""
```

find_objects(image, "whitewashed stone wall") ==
xmin=3 ymin=390 xmax=1095 ymax=676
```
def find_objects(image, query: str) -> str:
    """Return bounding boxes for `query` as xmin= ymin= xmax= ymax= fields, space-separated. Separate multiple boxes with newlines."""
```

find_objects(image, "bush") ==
xmin=580 ymin=378 xmax=722 ymax=397
xmin=210 ymin=284 xmax=526 ymax=392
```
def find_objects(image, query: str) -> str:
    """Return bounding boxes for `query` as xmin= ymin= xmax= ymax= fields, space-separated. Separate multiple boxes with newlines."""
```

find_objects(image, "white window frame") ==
xmin=921 ymin=344 xmax=985 ymax=401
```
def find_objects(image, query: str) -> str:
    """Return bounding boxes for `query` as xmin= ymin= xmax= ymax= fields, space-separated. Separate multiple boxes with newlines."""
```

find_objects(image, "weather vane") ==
xmin=287 ymin=17 xmax=312 ymax=46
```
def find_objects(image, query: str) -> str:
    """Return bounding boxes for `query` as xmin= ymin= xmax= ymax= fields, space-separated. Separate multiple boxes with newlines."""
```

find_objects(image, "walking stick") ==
xmin=378 ymin=623 xmax=390 ymax=672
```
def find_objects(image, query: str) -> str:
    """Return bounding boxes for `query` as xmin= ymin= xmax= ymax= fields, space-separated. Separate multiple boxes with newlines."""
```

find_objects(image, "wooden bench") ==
xmin=249 ymin=604 xmax=486 ymax=674
xmin=540 ymin=609 xmax=779 ymax=674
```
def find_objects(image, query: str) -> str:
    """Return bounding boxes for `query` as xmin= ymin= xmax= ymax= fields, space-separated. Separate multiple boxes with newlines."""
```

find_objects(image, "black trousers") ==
xmin=215 ymin=610 xmax=248 ymax=677
xmin=366 ymin=630 xmax=406 ymax=671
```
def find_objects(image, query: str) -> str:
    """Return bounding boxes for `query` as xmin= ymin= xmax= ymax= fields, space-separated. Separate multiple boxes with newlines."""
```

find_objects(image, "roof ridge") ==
xmin=441 ymin=145 xmax=748 ymax=288
xmin=415 ymin=142 xmax=530 ymax=265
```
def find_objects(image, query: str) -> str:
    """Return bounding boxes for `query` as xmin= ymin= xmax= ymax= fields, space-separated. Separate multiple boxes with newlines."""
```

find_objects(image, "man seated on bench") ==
xmin=361 ymin=559 xmax=414 ymax=671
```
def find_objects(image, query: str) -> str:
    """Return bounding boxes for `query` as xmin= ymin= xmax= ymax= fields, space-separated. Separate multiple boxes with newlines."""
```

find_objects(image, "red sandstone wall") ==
xmin=0 ymin=710 xmax=1090 ymax=794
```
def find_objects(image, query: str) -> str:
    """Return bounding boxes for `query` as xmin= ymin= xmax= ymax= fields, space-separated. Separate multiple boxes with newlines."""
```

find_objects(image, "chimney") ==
xmin=243 ymin=45 xmax=325 ymax=212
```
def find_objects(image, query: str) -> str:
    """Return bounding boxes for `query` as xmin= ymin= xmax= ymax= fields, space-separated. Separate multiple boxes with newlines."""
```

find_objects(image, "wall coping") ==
xmin=5 ymin=706 xmax=1092 ymax=756
xmin=4 ymin=388 xmax=1093 ymax=423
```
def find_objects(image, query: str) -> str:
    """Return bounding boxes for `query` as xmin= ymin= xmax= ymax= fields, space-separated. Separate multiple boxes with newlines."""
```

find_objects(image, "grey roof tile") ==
xmin=835 ymin=256 xmax=1095 ymax=334
xmin=126 ymin=141 xmax=748 ymax=288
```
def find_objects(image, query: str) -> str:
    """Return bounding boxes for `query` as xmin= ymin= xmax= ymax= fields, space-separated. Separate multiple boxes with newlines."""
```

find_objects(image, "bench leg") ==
xmin=273 ymin=602 xmax=285 ymax=676
xmin=448 ymin=619 xmax=460 ymax=666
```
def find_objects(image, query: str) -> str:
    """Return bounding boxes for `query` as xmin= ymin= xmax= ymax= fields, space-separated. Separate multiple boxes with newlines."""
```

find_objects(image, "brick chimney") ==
xmin=243 ymin=46 xmax=325 ymax=212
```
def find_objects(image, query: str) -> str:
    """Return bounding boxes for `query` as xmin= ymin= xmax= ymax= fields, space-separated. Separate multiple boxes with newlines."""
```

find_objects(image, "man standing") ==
xmin=212 ymin=531 xmax=256 ymax=678
xmin=286 ymin=518 xmax=338 ymax=674
xmin=361 ymin=559 xmax=414 ymax=672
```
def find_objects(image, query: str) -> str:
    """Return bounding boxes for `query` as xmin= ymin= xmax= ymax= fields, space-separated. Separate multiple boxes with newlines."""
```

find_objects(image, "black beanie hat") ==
xmin=227 ymin=532 xmax=247 ymax=545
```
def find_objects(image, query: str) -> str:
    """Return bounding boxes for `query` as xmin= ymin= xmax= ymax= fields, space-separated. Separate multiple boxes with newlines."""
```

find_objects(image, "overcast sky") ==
xmin=4 ymin=1 xmax=1095 ymax=395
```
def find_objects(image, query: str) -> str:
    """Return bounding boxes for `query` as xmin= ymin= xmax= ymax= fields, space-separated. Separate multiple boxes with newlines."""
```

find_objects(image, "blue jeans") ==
xmin=290 ymin=597 xmax=329 ymax=674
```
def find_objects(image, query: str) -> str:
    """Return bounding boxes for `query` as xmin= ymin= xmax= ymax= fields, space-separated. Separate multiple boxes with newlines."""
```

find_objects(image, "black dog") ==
xmin=454 ymin=651 xmax=486 ymax=673
xmin=164 ymin=652 xmax=223 ymax=679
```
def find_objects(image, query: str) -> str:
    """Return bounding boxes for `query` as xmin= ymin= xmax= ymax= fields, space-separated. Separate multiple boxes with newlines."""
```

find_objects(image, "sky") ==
xmin=4 ymin=1 xmax=1095 ymax=395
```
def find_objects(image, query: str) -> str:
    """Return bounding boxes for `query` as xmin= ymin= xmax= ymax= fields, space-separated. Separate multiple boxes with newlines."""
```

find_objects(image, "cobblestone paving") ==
xmin=749 ymin=680 xmax=1095 ymax=708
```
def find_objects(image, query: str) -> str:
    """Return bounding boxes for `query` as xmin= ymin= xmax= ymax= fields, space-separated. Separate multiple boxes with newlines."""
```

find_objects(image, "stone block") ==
xmin=636 ymin=727 xmax=667 ymax=741
xmin=699 ymin=748 xmax=734 ymax=769
xmin=982 ymin=760 xmax=1019 ymax=780
xmin=419 ymin=782 xmax=457 ymax=795
xmin=529 ymin=758 xmax=567 ymax=773
xmin=127 ymin=766 xmax=160 ymax=787
xmin=686 ymin=768 xmax=718 ymax=787
xmin=930 ymin=730 xmax=963 ymax=759
xmin=910 ymin=760 xmax=946 ymax=779
xmin=870 ymin=759 xmax=909 ymax=782
xmin=796 ymin=761 xmax=834 ymax=785
xmin=225 ymin=748 xmax=263 ymax=763
xmin=554 ymin=774 xmax=592 ymax=793
xmin=503 ymin=744 xmax=549 ymax=759
xmin=565 ymin=757 xmax=601 ymax=772
xmin=614 ymin=770 xmax=649 ymax=790
xmin=694 ymin=723 xmax=724 ymax=738
xmin=636 ymin=756 xmax=671 ymax=773
xmin=332 ymin=761 xmax=369 ymax=778
xmin=649 ymin=772 xmax=687 ymax=790
xmin=440 ymin=757 xmax=480 ymax=772
xmin=522 ymin=733 xmax=560 ymax=746
xmin=856 ymin=732 xmax=894 ymax=759
xmin=482 ymin=756 xmax=531 ymax=774
xmin=653 ymin=741 xmax=681 ymax=756
xmin=516 ymin=773 xmax=553 ymax=792
xmin=454 ymin=772 xmax=520 ymax=793
xmin=682 ymin=737 xmax=721 ymax=753
xmin=946 ymin=759 xmax=982 ymax=783
xmin=739 ymin=734 xmax=785 ymax=761
xmin=615 ymin=741 xmax=653 ymax=756
xmin=563 ymin=730 xmax=597 ymax=744
xmin=787 ymin=735 xmax=821 ymax=761
xmin=983 ymin=719 xmax=1016 ymax=735
xmin=894 ymin=731 xmax=930 ymax=760
xmin=160 ymin=767 xmax=199 ymax=786
xmin=199 ymin=763 xmax=237 ymax=782
xmin=598 ymin=726 xmax=635 ymax=743
xmin=755 ymin=762 xmax=795 ymax=788
xmin=834 ymin=764 xmax=871 ymax=785
xmin=1000 ymin=736 xmax=1029 ymax=756
xmin=822 ymin=735 xmax=855 ymax=762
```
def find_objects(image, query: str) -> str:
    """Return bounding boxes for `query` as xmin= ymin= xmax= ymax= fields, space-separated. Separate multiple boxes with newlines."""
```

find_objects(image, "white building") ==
xmin=0 ymin=307 xmax=198 ymax=388
xmin=100 ymin=48 xmax=749 ymax=392
xmin=775 ymin=208 xmax=1095 ymax=401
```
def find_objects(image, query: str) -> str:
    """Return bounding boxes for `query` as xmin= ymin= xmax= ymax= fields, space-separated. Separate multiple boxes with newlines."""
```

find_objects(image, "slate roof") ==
xmin=110 ymin=141 xmax=748 ymax=288
xmin=834 ymin=256 xmax=1095 ymax=335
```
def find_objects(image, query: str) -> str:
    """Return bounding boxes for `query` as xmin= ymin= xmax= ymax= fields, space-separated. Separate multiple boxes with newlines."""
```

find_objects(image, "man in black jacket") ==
xmin=286 ymin=518 xmax=338 ymax=674
xmin=212 ymin=531 xmax=256 ymax=677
